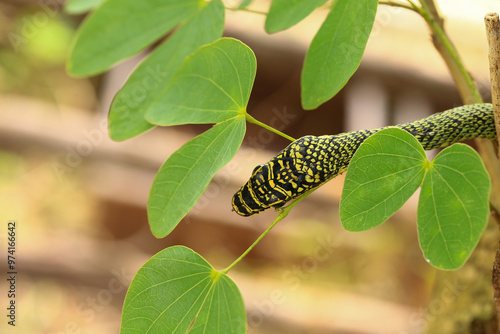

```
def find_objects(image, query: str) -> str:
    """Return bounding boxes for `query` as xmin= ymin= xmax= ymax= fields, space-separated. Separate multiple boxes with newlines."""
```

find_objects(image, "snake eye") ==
xmin=252 ymin=164 xmax=264 ymax=175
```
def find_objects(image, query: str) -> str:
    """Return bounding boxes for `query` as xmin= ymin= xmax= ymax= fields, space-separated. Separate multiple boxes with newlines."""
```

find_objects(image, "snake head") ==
xmin=231 ymin=163 xmax=288 ymax=216
xmin=231 ymin=136 xmax=326 ymax=216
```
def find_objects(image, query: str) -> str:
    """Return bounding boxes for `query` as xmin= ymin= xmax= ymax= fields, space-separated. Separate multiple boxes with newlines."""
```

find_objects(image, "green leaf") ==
xmin=148 ymin=117 xmax=246 ymax=238
xmin=301 ymin=0 xmax=378 ymax=109
xmin=64 ymin=0 xmax=105 ymax=14
xmin=265 ymin=0 xmax=327 ymax=33
xmin=146 ymin=38 xmax=256 ymax=126
xmin=340 ymin=128 xmax=490 ymax=270
xmin=121 ymin=246 xmax=246 ymax=334
xmin=340 ymin=128 xmax=427 ymax=231
xmin=67 ymin=0 xmax=203 ymax=77
xmin=108 ymin=0 xmax=225 ymax=141
xmin=418 ymin=144 xmax=490 ymax=270
xmin=238 ymin=0 xmax=254 ymax=9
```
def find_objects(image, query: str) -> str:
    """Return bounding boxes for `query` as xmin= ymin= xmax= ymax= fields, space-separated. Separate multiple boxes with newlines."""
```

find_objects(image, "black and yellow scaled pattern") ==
xmin=232 ymin=103 xmax=496 ymax=216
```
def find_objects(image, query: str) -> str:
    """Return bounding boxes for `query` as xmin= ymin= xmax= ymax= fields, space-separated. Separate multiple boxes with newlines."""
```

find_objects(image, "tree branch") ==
xmin=485 ymin=13 xmax=500 ymax=154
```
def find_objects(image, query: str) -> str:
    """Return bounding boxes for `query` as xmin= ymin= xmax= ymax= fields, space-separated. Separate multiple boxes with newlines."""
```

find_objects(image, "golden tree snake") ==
xmin=232 ymin=103 xmax=496 ymax=216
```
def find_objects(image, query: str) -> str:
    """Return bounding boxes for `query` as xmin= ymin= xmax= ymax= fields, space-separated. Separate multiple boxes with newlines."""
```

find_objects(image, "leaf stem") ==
xmin=245 ymin=114 xmax=296 ymax=142
xmin=406 ymin=0 xmax=420 ymax=8
xmin=220 ymin=190 xmax=313 ymax=274
xmin=378 ymin=0 xmax=417 ymax=12
xmin=220 ymin=216 xmax=280 ymax=275
xmin=225 ymin=7 xmax=267 ymax=15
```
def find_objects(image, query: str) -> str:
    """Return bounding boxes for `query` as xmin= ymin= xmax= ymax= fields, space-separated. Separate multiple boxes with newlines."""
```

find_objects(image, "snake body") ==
xmin=232 ymin=103 xmax=496 ymax=216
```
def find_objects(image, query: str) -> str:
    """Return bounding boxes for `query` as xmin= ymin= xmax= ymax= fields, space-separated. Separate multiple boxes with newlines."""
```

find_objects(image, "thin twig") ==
xmin=493 ymin=251 xmax=500 ymax=329
xmin=485 ymin=12 xmax=500 ymax=329
xmin=485 ymin=13 xmax=500 ymax=155
xmin=378 ymin=0 xmax=417 ymax=12
xmin=418 ymin=1 xmax=500 ymax=217
xmin=482 ymin=13 xmax=500 ymax=216
xmin=417 ymin=2 xmax=500 ymax=214
xmin=419 ymin=0 xmax=444 ymax=30
xmin=406 ymin=0 xmax=419 ymax=8
xmin=418 ymin=1 xmax=482 ymax=104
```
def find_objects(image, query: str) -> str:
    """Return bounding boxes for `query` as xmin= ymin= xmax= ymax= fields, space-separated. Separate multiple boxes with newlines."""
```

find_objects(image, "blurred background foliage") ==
xmin=0 ymin=1 xmax=96 ymax=108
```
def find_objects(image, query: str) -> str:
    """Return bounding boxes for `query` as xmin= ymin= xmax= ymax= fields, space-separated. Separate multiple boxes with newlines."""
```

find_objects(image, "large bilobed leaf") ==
xmin=265 ymin=0 xmax=327 ymax=33
xmin=148 ymin=117 xmax=246 ymax=238
xmin=340 ymin=128 xmax=490 ymax=271
xmin=340 ymin=128 xmax=427 ymax=231
xmin=67 ymin=0 xmax=203 ymax=76
xmin=301 ymin=0 xmax=378 ymax=109
xmin=121 ymin=246 xmax=246 ymax=334
xmin=108 ymin=0 xmax=225 ymax=141
xmin=418 ymin=144 xmax=490 ymax=270
xmin=145 ymin=38 xmax=256 ymax=126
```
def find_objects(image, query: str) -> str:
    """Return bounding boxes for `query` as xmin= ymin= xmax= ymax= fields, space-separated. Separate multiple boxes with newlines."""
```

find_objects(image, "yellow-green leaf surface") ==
xmin=418 ymin=144 xmax=490 ymax=270
xmin=145 ymin=38 xmax=256 ymax=126
xmin=148 ymin=117 xmax=245 ymax=238
xmin=340 ymin=128 xmax=426 ymax=231
xmin=108 ymin=0 xmax=225 ymax=141
xmin=121 ymin=246 xmax=246 ymax=334
xmin=265 ymin=0 xmax=327 ymax=33
xmin=67 ymin=0 xmax=202 ymax=76
xmin=301 ymin=0 xmax=378 ymax=109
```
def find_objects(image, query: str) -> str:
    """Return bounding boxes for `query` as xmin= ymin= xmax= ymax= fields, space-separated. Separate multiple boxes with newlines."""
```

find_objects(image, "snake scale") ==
xmin=232 ymin=103 xmax=496 ymax=216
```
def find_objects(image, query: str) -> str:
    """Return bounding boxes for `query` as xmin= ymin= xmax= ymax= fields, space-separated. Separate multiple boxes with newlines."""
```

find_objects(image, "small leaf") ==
xmin=418 ymin=144 xmax=490 ymax=270
xmin=265 ymin=0 xmax=327 ymax=33
xmin=67 ymin=0 xmax=203 ymax=77
xmin=64 ymin=0 xmax=105 ymax=14
xmin=108 ymin=0 xmax=225 ymax=141
xmin=148 ymin=117 xmax=246 ymax=238
xmin=340 ymin=128 xmax=427 ymax=231
xmin=238 ymin=0 xmax=254 ymax=9
xmin=301 ymin=0 xmax=378 ymax=109
xmin=145 ymin=38 xmax=256 ymax=126
xmin=121 ymin=246 xmax=247 ymax=334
